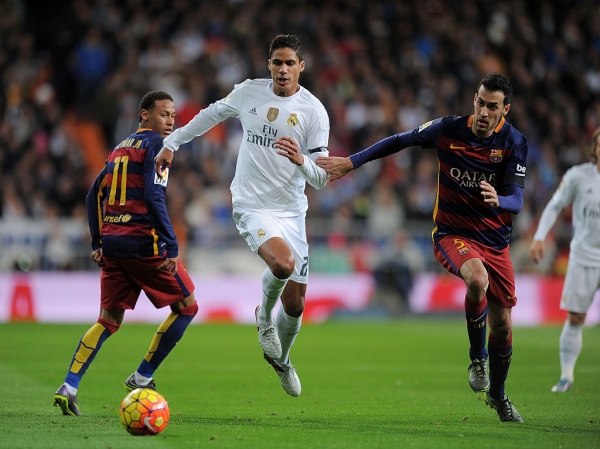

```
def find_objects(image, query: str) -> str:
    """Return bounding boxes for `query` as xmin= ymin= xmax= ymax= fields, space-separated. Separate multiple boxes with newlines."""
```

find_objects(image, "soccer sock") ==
xmin=65 ymin=318 xmax=119 ymax=389
xmin=136 ymin=302 xmax=198 ymax=379
xmin=275 ymin=306 xmax=302 ymax=366
xmin=559 ymin=320 xmax=583 ymax=382
xmin=488 ymin=331 xmax=512 ymax=400
xmin=465 ymin=295 xmax=488 ymax=361
xmin=258 ymin=267 xmax=289 ymax=322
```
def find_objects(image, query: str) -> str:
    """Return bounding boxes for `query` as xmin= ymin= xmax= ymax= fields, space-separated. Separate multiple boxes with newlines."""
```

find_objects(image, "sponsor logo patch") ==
xmin=154 ymin=168 xmax=169 ymax=186
xmin=418 ymin=120 xmax=433 ymax=132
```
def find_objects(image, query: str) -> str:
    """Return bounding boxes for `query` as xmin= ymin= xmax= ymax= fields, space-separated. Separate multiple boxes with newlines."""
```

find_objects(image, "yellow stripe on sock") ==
xmin=70 ymin=323 xmax=106 ymax=374
xmin=144 ymin=312 xmax=178 ymax=362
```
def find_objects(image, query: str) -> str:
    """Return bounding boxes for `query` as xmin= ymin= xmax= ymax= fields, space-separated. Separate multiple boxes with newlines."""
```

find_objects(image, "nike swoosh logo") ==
xmin=143 ymin=417 xmax=158 ymax=433
xmin=450 ymin=143 xmax=465 ymax=150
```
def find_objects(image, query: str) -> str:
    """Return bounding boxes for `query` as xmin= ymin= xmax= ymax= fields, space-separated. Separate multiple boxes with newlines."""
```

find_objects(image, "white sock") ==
xmin=63 ymin=383 xmax=77 ymax=395
xmin=275 ymin=307 xmax=302 ymax=366
xmin=259 ymin=268 xmax=288 ymax=322
xmin=559 ymin=321 xmax=583 ymax=382
xmin=134 ymin=372 xmax=152 ymax=385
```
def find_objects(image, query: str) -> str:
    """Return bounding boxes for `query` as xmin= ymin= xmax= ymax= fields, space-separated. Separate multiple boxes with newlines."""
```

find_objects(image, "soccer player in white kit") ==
xmin=529 ymin=127 xmax=600 ymax=392
xmin=154 ymin=35 xmax=329 ymax=397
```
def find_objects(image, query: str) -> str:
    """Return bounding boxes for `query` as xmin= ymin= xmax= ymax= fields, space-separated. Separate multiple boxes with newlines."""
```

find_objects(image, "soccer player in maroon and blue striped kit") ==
xmin=317 ymin=73 xmax=527 ymax=423
xmin=54 ymin=91 xmax=197 ymax=416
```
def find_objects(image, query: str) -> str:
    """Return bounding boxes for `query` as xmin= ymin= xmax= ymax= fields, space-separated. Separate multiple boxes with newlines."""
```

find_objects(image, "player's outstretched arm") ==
xmin=315 ymin=156 xmax=354 ymax=181
xmin=155 ymin=147 xmax=174 ymax=177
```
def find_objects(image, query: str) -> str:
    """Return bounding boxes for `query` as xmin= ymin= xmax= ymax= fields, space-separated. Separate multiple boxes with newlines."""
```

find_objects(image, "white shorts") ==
xmin=561 ymin=262 xmax=600 ymax=313
xmin=232 ymin=209 xmax=309 ymax=284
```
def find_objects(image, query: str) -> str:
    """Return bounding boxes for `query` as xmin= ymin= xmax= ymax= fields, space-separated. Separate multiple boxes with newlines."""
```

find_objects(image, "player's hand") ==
xmin=155 ymin=147 xmax=174 ymax=178
xmin=480 ymin=181 xmax=499 ymax=207
xmin=315 ymin=156 xmax=354 ymax=181
xmin=528 ymin=240 xmax=545 ymax=264
xmin=91 ymin=248 xmax=104 ymax=267
xmin=275 ymin=137 xmax=304 ymax=166
xmin=158 ymin=257 xmax=178 ymax=276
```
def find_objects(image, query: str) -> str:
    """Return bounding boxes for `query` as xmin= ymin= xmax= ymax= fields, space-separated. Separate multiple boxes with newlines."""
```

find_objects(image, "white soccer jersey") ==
xmin=534 ymin=162 xmax=600 ymax=266
xmin=163 ymin=79 xmax=330 ymax=216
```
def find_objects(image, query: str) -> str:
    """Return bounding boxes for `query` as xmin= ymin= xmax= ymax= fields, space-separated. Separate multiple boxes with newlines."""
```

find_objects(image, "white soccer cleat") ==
xmin=263 ymin=353 xmax=301 ymax=397
xmin=551 ymin=378 xmax=572 ymax=393
xmin=255 ymin=305 xmax=282 ymax=359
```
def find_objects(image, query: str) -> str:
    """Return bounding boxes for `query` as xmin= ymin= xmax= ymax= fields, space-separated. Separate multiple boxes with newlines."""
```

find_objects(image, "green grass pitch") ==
xmin=0 ymin=318 xmax=598 ymax=448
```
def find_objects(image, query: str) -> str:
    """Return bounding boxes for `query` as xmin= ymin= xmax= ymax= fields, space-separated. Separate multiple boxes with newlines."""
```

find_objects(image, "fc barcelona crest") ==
xmin=267 ymin=107 xmax=279 ymax=122
xmin=490 ymin=149 xmax=503 ymax=162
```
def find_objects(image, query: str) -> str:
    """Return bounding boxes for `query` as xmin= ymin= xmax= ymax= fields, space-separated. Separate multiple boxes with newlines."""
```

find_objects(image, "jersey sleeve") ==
xmin=86 ymin=166 xmax=108 ymax=250
xmin=533 ymin=169 xmax=576 ymax=241
xmin=144 ymin=136 xmax=179 ymax=258
xmin=298 ymin=100 xmax=330 ymax=189
xmin=349 ymin=118 xmax=444 ymax=169
xmin=162 ymin=80 xmax=247 ymax=152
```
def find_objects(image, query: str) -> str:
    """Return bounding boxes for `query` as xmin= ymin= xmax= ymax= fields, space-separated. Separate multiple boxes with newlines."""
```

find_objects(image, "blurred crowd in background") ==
xmin=1 ymin=0 xmax=599 ymax=304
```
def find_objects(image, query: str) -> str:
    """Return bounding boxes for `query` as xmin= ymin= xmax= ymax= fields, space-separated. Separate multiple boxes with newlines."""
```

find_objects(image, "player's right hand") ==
xmin=158 ymin=257 xmax=178 ymax=276
xmin=528 ymin=240 xmax=545 ymax=264
xmin=91 ymin=248 xmax=104 ymax=267
xmin=154 ymin=147 xmax=174 ymax=178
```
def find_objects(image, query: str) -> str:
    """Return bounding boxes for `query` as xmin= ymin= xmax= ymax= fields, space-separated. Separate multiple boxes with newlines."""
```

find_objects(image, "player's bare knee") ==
xmin=465 ymin=274 xmax=488 ymax=299
xmin=271 ymin=258 xmax=295 ymax=279
xmin=283 ymin=298 xmax=305 ymax=317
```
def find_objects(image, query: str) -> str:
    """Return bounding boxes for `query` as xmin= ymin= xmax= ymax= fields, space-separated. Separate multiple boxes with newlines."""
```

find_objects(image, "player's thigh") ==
xmin=278 ymin=215 xmax=309 ymax=284
xmin=123 ymin=257 xmax=195 ymax=309
xmin=100 ymin=257 xmax=141 ymax=310
xmin=561 ymin=263 xmax=600 ymax=313
xmin=433 ymin=236 xmax=484 ymax=277
xmin=233 ymin=209 xmax=284 ymax=252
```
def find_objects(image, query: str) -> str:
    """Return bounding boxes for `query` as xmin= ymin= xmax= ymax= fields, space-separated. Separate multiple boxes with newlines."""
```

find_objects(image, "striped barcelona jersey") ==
xmin=86 ymin=129 xmax=178 ymax=259
xmin=418 ymin=115 xmax=528 ymax=249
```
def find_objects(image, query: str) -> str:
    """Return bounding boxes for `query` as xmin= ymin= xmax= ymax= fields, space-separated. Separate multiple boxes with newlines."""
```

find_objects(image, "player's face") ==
xmin=142 ymin=99 xmax=176 ymax=137
xmin=472 ymin=87 xmax=510 ymax=138
xmin=268 ymin=47 xmax=305 ymax=97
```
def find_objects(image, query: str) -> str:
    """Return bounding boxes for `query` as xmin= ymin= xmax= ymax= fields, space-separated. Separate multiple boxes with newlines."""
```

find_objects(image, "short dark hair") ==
xmin=139 ymin=91 xmax=173 ymax=123
xmin=269 ymin=34 xmax=303 ymax=61
xmin=477 ymin=73 xmax=513 ymax=105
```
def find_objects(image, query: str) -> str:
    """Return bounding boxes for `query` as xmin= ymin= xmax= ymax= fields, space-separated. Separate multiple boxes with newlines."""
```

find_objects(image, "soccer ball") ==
xmin=119 ymin=388 xmax=170 ymax=435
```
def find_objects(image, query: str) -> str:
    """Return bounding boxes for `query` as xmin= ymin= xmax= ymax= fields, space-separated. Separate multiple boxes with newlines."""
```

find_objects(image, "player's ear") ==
xmin=299 ymin=60 xmax=305 ymax=72
xmin=503 ymin=104 xmax=511 ymax=116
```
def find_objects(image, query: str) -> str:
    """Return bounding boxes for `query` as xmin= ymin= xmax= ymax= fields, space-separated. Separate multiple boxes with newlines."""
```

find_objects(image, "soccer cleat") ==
xmin=468 ymin=359 xmax=490 ymax=392
xmin=263 ymin=353 xmax=301 ymax=397
xmin=551 ymin=378 xmax=572 ymax=393
xmin=53 ymin=385 xmax=81 ymax=416
xmin=124 ymin=373 xmax=157 ymax=392
xmin=484 ymin=392 xmax=523 ymax=423
xmin=255 ymin=305 xmax=282 ymax=359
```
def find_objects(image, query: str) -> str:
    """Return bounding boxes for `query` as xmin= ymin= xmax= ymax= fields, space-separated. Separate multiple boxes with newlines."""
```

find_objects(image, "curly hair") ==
xmin=268 ymin=34 xmax=303 ymax=61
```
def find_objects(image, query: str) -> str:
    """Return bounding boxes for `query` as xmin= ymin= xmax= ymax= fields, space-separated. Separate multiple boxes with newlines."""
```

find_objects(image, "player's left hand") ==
xmin=276 ymin=137 xmax=304 ymax=166
xmin=158 ymin=257 xmax=178 ymax=276
xmin=480 ymin=181 xmax=499 ymax=208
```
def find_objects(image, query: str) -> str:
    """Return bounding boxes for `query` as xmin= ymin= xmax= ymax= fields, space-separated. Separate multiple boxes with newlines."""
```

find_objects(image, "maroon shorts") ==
xmin=100 ymin=256 xmax=195 ymax=310
xmin=433 ymin=236 xmax=517 ymax=308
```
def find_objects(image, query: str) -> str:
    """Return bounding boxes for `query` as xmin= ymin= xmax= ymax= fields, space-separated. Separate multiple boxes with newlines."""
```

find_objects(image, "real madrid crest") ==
xmin=267 ymin=108 xmax=279 ymax=122
xmin=287 ymin=113 xmax=299 ymax=127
